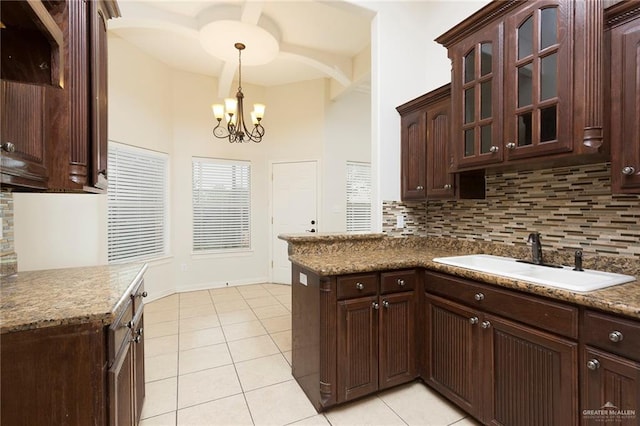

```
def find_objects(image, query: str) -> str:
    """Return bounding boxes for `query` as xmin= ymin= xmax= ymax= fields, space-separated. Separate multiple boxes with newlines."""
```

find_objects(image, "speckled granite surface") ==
xmin=280 ymin=234 xmax=640 ymax=319
xmin=0 ymin=263 xmax=147 ymax=334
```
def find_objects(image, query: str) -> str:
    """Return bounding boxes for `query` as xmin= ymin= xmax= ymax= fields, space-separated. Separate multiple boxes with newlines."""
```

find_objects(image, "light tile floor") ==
xmin=141 ymin=283 xmax=481 ymax=426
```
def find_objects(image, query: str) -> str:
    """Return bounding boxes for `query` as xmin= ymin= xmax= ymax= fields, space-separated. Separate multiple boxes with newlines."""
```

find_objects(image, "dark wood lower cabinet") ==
xmin=293 ymin=266 xmax=418 ymax=410
xmin=292 ymin=264 xmax=638 ymax=425
xmin=424 ymin=273 xmax=578 ymax=425
xmin=0 ymin=278 xmax=146 ymax=426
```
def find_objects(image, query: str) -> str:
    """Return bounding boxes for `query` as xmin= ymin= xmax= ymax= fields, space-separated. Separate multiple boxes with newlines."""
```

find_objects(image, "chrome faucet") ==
xmin=527 ymin=232 xmax=543 ymax=265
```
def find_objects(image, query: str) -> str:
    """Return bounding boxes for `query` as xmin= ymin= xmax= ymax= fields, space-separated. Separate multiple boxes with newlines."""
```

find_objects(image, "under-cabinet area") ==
xmin=0 ymin=263 xmax=147 ymax=425
xmin=283 ymin=234 xmax=640 ymax=425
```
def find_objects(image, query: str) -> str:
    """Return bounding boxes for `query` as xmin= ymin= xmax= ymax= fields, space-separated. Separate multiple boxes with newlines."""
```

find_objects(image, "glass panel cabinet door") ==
xmin=451 ymin=24 xmax=503 ymax=169
xmin=504 ymin=0 xmax=572 ymax=160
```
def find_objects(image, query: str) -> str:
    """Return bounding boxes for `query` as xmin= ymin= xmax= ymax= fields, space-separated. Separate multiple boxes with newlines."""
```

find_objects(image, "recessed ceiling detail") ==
xmin=110 ymin=0 xmax=373 ymax=96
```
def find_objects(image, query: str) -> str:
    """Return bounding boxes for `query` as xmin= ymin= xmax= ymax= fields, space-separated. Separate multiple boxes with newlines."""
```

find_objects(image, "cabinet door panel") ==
xmin=109 ymin=343 xmax=134 ymax=426
xmin=337 ymin=296 xmax=379 ymax=402
xmin=582 ymin=346 xmax=640 ymax=426
xmin=484 ymin=314 xmax=577 ymax=426
xmin=400 ymin=109 xmax=427 ymax=200
xmin=450 ymin=24 xmax=503 ymax=169
xmin=134 ymin=312 xmax=146 ymax=423
xmin=424 ymin=294 xmax=480 ymax=418
xmin=379 ymin=291 xmax=416 ymax=389
xmin=610 ymin=15 xmax=640 ymax=193
xmin=0 ymin=81 xmax=48 ymax=189
xmin=426 ymin=95 xmax=455 ymax=198
xmin=504 ymin=0 xmax=573 ymax=161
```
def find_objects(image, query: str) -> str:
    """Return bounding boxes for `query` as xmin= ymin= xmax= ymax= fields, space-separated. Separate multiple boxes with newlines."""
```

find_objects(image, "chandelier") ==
xmin=212 ymin=43 xmax=265 ymax=143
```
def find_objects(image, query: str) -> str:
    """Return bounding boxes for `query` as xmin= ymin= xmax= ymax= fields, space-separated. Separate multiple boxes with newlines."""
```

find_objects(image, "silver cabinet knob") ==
xmin=397 ymin=279 xmax=405 ymax=287
xmin=416 ymin=185 xmax=424 ymax=190
xmin=469 ymin=316 xmax=479 ymax=325
xmin=126 ymin=320 xmax=134 ymax=329
xmin=382 ymin=300 xmax=390 ymax=308
xmin=1 ymin=142 xmax=16 ymax=153
xmin=444 ymin=184 xmax=452 ymax=189
xmin=506 ymin=142 xmax=516 ymax=149
xmin=356 ymin=282 xmax=364 ymax=290
xmin=474 ymin=293 xmax=485 ymax=301
xmin=481 ymin=320 xmax=491 ymax=329
xmin=136 ymin=328 xmax=144 ymax=336
xmin=608 ymin=331 xmax=624 ymax=343
xmin=132 ymin=335 xmax=142 ymax=344
xmin=587 ymin=359 xmax=600 ymax=370
xmin=371 ymin=302 xmax=379 ymax=310
xmin=622 ymin=166 xmax=636 ymax=175
xmin=489 ymin=146 xmax=499 ymax=153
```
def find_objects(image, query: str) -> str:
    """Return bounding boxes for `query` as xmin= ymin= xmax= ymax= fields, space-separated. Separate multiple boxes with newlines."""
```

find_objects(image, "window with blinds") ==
xmin=108 ymin=143 xmax=168 ymax=263
xmin=346 ymin=161 xmax=372 ymax=232
xmin=192 ymin=158 xmax=251 ymax=252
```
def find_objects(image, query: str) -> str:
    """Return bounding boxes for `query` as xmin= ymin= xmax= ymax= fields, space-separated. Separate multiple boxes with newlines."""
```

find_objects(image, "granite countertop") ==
xmin=282 ymin=234 xmax=640 ymax=320
xmin=0 ymin=263 xmax=147 ymax=334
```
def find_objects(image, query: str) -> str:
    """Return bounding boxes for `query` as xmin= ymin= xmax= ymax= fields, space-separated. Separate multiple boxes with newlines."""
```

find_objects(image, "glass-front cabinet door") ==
xmin=450 ymin=24 xmax=503 ymax=169
xmin=504 ymin=0 xmax=573 ymax=161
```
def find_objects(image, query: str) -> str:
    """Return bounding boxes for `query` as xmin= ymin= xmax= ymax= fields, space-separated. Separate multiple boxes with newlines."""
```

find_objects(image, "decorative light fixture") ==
xmin=212 ymin=43 xmax=265 ymax=143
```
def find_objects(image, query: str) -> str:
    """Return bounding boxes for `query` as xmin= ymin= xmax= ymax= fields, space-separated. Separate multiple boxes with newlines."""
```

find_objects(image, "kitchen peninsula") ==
xmin=280 ymin=233 xmax=640 ymax=425
xmin=0 ymin=262 xmax=147 ymax=425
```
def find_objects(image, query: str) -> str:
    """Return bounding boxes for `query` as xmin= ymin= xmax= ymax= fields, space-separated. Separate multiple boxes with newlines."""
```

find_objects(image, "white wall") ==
xmin=13 ymin=193 xmax=108 ymax=271
xmin=323 ymin=89 xmax=372 ymax=232
xmin=348 ymin=0 xmax=490 ymax=225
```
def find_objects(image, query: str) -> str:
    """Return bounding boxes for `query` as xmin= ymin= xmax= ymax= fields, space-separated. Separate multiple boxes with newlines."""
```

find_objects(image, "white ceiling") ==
xmin=110 ymin=1 xmax=374 ymax=96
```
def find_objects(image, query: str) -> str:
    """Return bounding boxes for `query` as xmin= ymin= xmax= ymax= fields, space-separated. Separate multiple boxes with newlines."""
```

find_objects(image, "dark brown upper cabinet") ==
xmin=397 ymin=85 xmax=456 ymax=200
xmin=606 ymin=1 xmax=640 ymax=194
xmin=0 ymin=0 xmax=119 ymax=192
xmin=437 ymin=0 xmax=608 ymax=173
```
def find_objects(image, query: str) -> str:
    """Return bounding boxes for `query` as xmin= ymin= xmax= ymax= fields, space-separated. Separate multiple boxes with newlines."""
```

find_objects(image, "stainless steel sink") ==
xmin=432 ymin=254 xmax=636 ymax=292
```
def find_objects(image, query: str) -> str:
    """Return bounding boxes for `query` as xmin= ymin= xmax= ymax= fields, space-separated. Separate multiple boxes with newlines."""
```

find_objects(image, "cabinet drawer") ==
xmin=381 ymin=270 xmax=417 ymax=294
xmin=583 ymin=310 xmax=640 ymax=361
xmin=109 ymin=300 xmax=133 ymax=364
xmin=425 ymin=271 xmax=578 ymax=339
xmin=337 ymin=273 xmax=378 ymax=300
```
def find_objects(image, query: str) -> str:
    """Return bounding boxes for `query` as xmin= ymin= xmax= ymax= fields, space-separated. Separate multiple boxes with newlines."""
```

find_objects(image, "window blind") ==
xmin=108 ymin=143 xmax=168 ymax=263
xmin=346 ymin=161 xmax=372 ymax=232
xmin=192 ymin=158 xmax=251 ymax=252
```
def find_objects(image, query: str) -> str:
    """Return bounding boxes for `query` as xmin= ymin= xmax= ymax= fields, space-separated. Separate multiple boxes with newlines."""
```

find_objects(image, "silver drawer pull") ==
xmin=481 ymin=320 xmax=491 ymax=329
xmin=469 ymin=317 xmax=479 ymax=325
xmin=372 ymin=302 xmax=379 ymax=310
xmin=382 ymin=300 xmax=390 ymax=308
xmin=587 ymin=359 xmax=600 ymax=370
xmin=356 ymin=282 xmax=364 ymax=290
xmin=608 ymin=331 xmax=624 ymax=343
xmin=622 ymin=166 xmax=635 ymax=175
xmin=132 ymin=335 xmax=142 ymax=344
xmin=474 ymin=293 xmax=484 ymax=301
xmin=397 ymin=279 xmax=405 ymax=286
xmin=136 ymin=328 xmax=144 ymax=336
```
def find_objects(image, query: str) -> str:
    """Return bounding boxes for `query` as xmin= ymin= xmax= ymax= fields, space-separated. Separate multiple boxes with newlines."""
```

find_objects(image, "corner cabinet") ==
xmin=437 ymin=0 xmax=607 ymax=172
xmin=292 ymin=266 xmax=419 ymax=411
xmin=0 ymin=0 xmax=119 ymax=192
xmin=397 ymin=85 xmax=455 ymax=200
xmin=606 ymin=2 xmax=640 ymax=194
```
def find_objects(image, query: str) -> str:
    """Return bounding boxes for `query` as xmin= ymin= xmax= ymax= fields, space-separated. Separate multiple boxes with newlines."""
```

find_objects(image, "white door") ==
xmin=271 ymin=161 xmax=318 ymax=284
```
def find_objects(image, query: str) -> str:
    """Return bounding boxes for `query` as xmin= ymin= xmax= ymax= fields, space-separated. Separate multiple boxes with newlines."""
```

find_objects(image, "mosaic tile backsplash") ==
xmin=0 ymin=192 xmax=18 ymax=277
xmin=383 ymin=162 xmax=640 ymax=259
